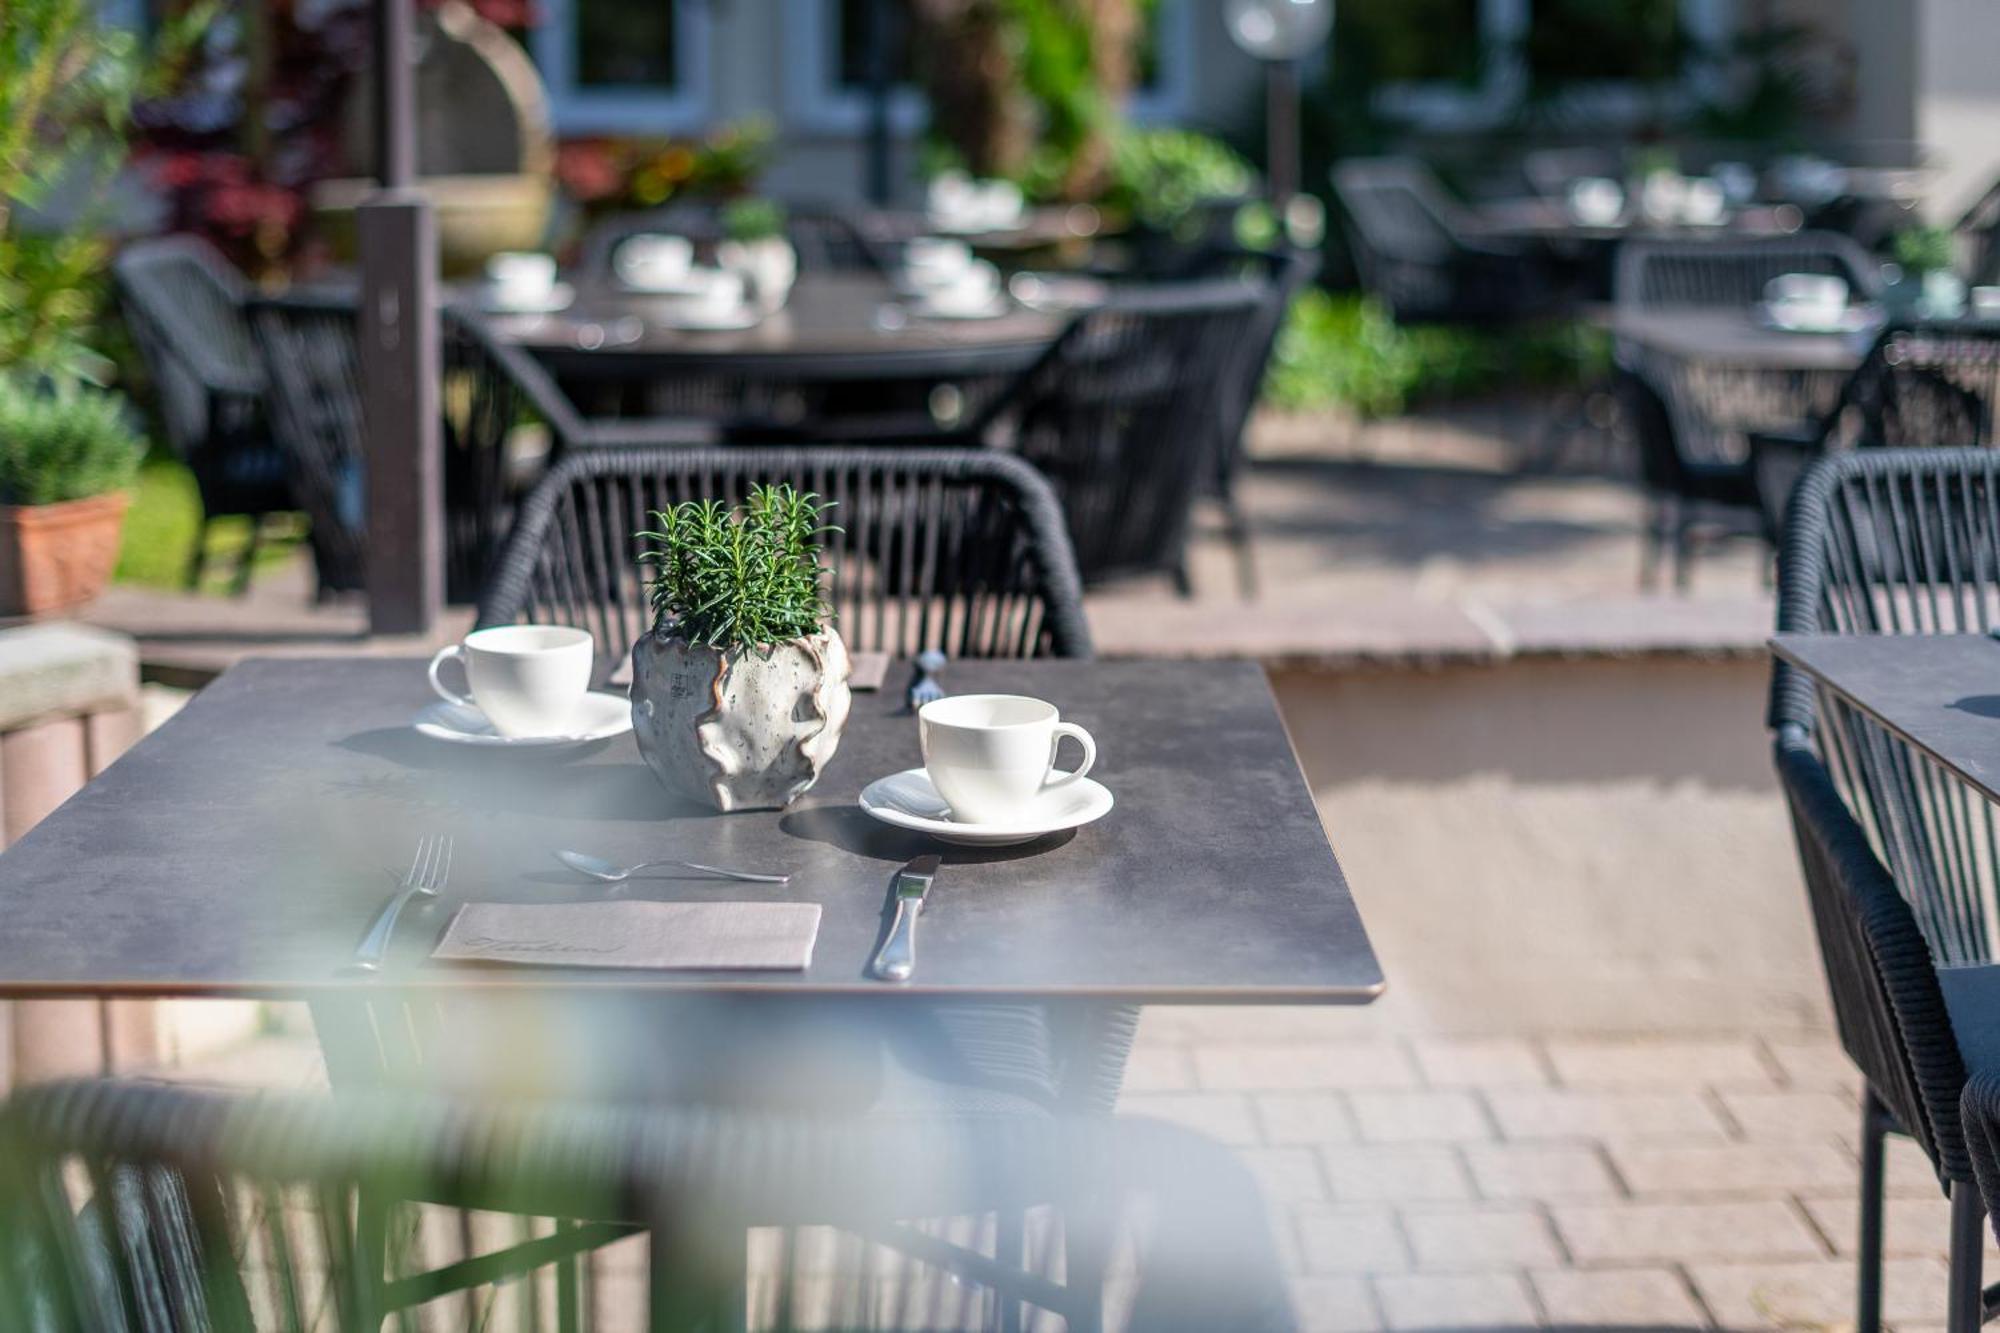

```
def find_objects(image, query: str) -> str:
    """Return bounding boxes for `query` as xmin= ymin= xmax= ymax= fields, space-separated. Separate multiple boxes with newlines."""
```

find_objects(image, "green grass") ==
xmin=113 ymin=450 xmax=305 ymax=591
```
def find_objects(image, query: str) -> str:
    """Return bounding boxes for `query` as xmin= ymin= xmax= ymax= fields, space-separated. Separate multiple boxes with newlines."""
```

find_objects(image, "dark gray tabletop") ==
xmin=0 ymin=657 xmax=1380 ymax=1004
xmin=1769 ymin=633 xmax=2000 ymax=803
xmin=1604 ymin=307 xmax=1880 ymax=371
xmin=491 ymin=273 xmax=1064 ymax=377
xmin=1471 ymin=198 xmax=1799 ymax=245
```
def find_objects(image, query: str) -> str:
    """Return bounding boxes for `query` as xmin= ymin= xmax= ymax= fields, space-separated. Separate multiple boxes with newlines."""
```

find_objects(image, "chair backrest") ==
xmin=1194 ymin=246 xmax=1321 ymax=498
xmin=993 ymin=279 xmax=1265 ymax=585
xmin=250 ymin=294 xmax=578 ymax=598
xmin=1958 ymin=176 xmax=2000 ymax=287
xmin=1820 ymin=323 xmax=2000 ymax=452
xmin=1331 ymin=156 xmax=1467 ymax=265
xmin=477 ymin=445 xmax=1093 ymax=678
xmin=0 ymin=1078 xmax=1292 ymax=1333
xmin=1770 ymin=449 xmax=2000 ymax=1185
xmin=111 ymin=236 xmax=264 ymax=459
xmin=1615 ymin=231 xmax=1881 ymax=312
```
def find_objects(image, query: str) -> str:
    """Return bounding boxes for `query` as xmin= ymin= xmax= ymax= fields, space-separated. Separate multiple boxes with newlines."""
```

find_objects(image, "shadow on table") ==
xmin=332 ymin=727 xmax=698 ymax=822
xmin=1951 ymin=694 xmax=2000 ymax=720
xmin=779 ymin=802 xmax=1076 ymax=867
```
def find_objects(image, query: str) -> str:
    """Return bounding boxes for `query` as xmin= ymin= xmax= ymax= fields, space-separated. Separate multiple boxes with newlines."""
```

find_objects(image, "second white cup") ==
xmin=428 ymin=625 xmax=593 ymax=737
xmin=919 ymin=694 xmax=1096 ymax=824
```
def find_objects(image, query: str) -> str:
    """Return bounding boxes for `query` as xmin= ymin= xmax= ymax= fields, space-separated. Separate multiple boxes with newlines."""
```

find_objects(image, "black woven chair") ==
xmin=957 ymin=280 xmax=1264 ymax=593
xmin=478 ymin=445 xmax=1092 ymax=682
xmin=1330 ymin=156 xmax=1567 ymax=324
xmin=0 ymin=1078 xmax=1293 ymax=1333
xmin=1196 ymin=246 xmax=1319 ymax=598
xmin=1959 ymin=177 xmax=2000 ymax=288
xmin=1749 ymin=323 xmax=2000 ymax=533
xmin=1771 ymin=449 xmax=2000 ymax=1333
xmin=112 ymin=236 xmax=293 ymax=592
xmin=251 ymin=293 xmax=709 ymax=601
xmin=1615 ymin=233 xmax=1881 ymax=590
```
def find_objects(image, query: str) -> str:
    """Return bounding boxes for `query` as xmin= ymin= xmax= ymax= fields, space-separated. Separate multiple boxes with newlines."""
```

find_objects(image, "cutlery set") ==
xmin=352 ymin=838 xmax=940 ymax=982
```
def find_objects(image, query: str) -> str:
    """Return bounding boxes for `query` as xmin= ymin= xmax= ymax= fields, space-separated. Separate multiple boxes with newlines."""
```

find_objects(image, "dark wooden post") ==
xmin=358 ymin=0 xmax=442 ymax=635
xmin=1266 ymin=57 xmax=1300 ymax=203
xmin=864 ymin=0 xmax=894 ymax=205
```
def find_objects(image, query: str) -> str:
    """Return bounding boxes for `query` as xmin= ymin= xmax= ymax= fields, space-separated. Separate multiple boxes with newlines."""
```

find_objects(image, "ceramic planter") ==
xmin=630 ymin=627 xmax=852 ymax=812
xmin=717 ymin=237 xmax=798 ymax=314
xmin=0 ymin=492 xmax=130 ymax=618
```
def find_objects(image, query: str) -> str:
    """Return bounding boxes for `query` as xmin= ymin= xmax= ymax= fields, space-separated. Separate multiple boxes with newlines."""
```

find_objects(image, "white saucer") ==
xmin=414 ymin=692 xmax=631 ymax=749
xmin=1756 ymin=303 xmax=1876 ymax=334
xmin=910 ymin=298 xmax=1010 ymax=321
xmin=858 ymin=767 xmax=1112 ymax=846
xmin=481 ymin=282 xmax=575 ymax=315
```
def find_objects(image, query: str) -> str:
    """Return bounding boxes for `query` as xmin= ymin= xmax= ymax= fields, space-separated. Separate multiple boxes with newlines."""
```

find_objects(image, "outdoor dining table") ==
xmin=1770 ymin=632 xmax=2000 ymax=1083
xmin=493 ymin=272 xmax=1068 ymax=388
xmin=0 ymin=656 xmax=1379 ymax=1013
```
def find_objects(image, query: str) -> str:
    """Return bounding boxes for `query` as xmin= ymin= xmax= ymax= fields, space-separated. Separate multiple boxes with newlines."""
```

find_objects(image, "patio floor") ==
xmin=122 ymin=401 xmax=1917 ymax=1329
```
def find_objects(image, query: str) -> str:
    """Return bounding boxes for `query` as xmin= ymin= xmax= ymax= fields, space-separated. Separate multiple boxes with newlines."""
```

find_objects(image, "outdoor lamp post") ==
xmin=1225 ymin=0 xmax=1333 ymax=202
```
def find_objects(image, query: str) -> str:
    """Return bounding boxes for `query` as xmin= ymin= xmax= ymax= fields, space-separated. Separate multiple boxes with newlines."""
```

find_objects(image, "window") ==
xmin=533 ymin=0 xmax=711 ymax=134
xmin=1348 ymin=0 xmax=1729 ymax=130
xmin=784 ymin=0 xmax=1194 ymax=135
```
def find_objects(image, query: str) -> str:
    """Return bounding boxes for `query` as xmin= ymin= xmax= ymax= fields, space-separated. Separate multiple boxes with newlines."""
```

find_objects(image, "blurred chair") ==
xmin=250 ymin=293 xmax=707 ymax=601
xmin=1330 ymin=156 xmax=1567 ymax=324
xmin=478 ymin=445 xmax=1092 ymax=678
xmin=1750 ymin=323 xmax=2000 ymax=533
xmin=112 ymin=236 xmax=293 ymax=593
xmin=1195 ymin=246 xmax=1320 ymax=598
xmin=1957 ymin=176 xmax=2000 ymax=288
xmin=966 ymin=280 xmax=1265 ymax=592
xmin=0 ymin=1078 xmax=1294 ymax=1332
xmin=1772 ymin=449 xmax=2000 ymax=1333
xmin=1614 ymin=233 xmax=1880 ymax=589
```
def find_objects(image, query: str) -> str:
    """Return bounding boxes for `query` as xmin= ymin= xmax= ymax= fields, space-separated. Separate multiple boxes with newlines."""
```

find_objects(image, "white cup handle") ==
xmin=1042 ymin=722 xmax=1097 ymax=792
xmin=427 ymin=645 xmax=475 ymax=708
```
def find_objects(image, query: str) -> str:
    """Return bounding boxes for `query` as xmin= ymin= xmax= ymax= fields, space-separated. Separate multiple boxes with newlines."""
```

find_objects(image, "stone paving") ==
xmin=1120 ymin=1009 xmax=1974 ymax=1332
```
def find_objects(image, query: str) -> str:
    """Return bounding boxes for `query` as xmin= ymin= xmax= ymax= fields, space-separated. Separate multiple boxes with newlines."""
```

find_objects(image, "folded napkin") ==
xmin=432 ymin=900 xmax=820 ymax=971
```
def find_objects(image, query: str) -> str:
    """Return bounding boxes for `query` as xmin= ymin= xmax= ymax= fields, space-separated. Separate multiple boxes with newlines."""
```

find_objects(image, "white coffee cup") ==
xmin=922 ymin=260 xmax=1001 ymax=314
xmin=1765 ymin=273 xmax=1849 ymax=327
xmin=1566 ymin=177 xmax=1624 ymax=227
xmin=615 ymin=233 xmax=695 ymax=290
xmin=1681 ymin=177 xmax=1727 ymax=225
xmin=428 ymin=625 xmax=593 ymax=737
xmin=486 ymin=252 xmax=556 ymax=307
xmin=918 ymin=694 xmax=1096 ymax=824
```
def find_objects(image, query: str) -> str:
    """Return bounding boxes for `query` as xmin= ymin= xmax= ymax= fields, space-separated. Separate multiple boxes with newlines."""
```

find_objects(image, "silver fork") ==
xmin=350 ymin=835 xmax=453 ymax=973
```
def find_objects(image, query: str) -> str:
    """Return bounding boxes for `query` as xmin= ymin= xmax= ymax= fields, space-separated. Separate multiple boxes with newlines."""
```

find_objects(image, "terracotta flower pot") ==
xmin=630 ymin=627 xmax=852 ymax=812
xmin=0 ymin=492 xmax=130 ymax=618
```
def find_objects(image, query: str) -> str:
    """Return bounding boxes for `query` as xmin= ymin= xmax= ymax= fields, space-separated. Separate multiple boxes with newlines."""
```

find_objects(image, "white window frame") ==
xmin=1373 ymin=0 xmax=1730 ymax=132
xmin=533 ymin=0 xmax=712 ymax=135
xmin=783 ymin=0 xmax=1196 ymax=136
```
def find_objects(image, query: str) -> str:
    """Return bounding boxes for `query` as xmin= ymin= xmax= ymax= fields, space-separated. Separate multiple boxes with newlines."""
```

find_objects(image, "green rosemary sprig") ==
xmin=636 ymin=484 xmax=836 ymax=650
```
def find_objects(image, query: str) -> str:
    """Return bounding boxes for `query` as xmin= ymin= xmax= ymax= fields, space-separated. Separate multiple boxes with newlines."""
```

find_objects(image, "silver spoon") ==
xmin=554 ymin=850 xmax=791 ymax=886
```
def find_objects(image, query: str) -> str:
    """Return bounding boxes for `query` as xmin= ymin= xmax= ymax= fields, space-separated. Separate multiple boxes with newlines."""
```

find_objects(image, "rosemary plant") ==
xmin=637 ymin=484 xmax=836 ymax=650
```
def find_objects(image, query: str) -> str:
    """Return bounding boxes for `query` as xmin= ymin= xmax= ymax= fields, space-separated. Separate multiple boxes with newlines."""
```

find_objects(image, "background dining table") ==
xmin=0 ymin=656 xmax=1379 ymax=1004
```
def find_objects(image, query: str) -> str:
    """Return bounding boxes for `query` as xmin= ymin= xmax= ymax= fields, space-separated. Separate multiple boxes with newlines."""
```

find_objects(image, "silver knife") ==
xmin=869 ymin=854 xmax=941 ymax=982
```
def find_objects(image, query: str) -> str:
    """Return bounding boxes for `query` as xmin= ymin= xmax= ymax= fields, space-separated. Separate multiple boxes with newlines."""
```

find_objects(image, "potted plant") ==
xmin=630 ymin=485 xmax=851 ymax=812
xmin=1893 ymin=225 xmax=1965 ymax=315
xmin=716 ymin=197 xmax=797 ymax=314
xmin=0 ymin=376 xmax=145 ymax=616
